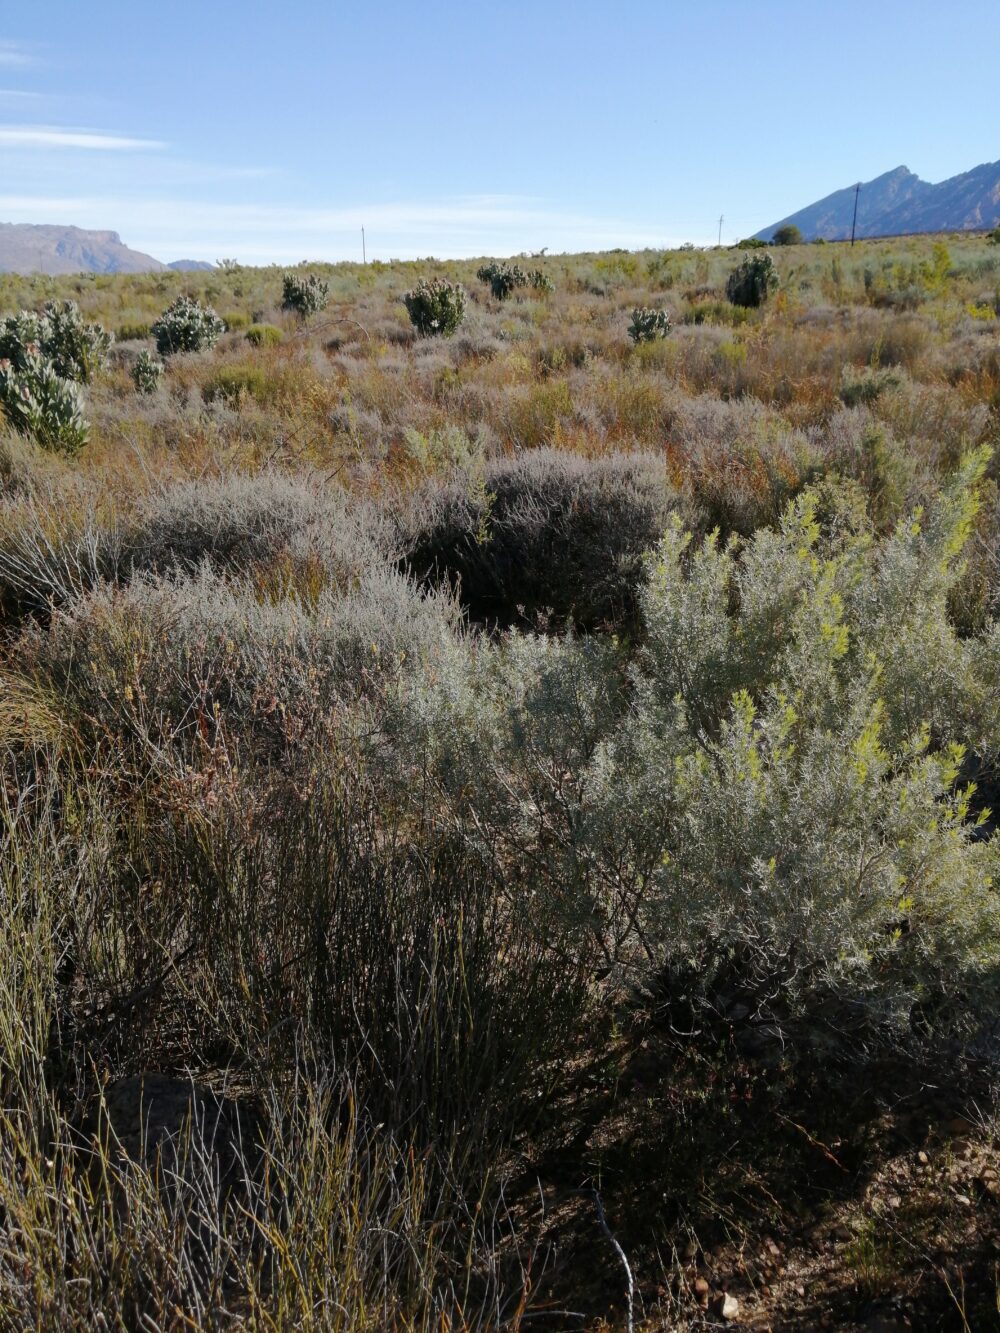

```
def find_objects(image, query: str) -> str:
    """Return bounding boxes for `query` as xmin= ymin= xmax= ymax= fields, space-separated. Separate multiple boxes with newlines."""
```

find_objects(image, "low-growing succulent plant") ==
xmin=245 ymin=323 xmax=283 ymax=347
xmin=151 ymin=296 xmax=226 ymax=355
xmin=281 ymin=272 xmax=330 ymax=317
xmin=131 ymin=349 xmax=165 ymax=394
xmin=726 ymin=253 xmax=779 ymax=308
xmin=628 ymin=307 xmax=673 ymax=343
xmin=476 ymin=262 xmax=529 ymax=301
xmin=402 ymin=278 xmax=466 ymax=336
xmin=0 ymin=347 xmax=90 ymax=453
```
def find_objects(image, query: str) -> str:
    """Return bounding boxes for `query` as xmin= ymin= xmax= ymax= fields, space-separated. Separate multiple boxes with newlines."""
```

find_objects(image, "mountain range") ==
xmin=756 ymin=159 xmax=1000 ymax=242
xmin=0 ymin=223 xmax=213 ymax=275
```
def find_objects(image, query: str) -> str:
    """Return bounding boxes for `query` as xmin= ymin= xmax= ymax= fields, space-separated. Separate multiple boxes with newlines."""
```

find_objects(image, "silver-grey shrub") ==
xmin=628 ymin=307 xmax=672 ymax=343
xmin=395 ymin=451 xmax=1000 ymax=1063
xmin=0 ymin=492 xmax=124 ymax=618
xmin=0 ymin=301 xmax=110 ymax=452
xmin=127 ymin=471 xmax=395 ymax=583
xmin=130 ymin=349 xmax=165 ymax=394
xmin=281 ymin=272 xmax=330 ymax=318
xmin=0 ymin=300 xmax=112 ymax=383
xmin=0 ymin=350 xmax=90 ymax=454
xmin=22 ymin=563 xmax=459 ymax=756
xmin=152 ymin=296 xmax=226 ymax=355
xmin=402 ymin=279 xmax=466 ymax=336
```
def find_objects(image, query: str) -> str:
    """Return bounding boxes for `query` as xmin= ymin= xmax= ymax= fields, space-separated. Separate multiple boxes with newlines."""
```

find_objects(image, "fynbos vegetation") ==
xmin=151 ymin=294 xmax=226 ymax=353
xmin=727 ymin=250 xmax=780 ymax=307
xmin=281 ymin=271 xmax=330 ymax=317
xmin=402 ymin=277 xmax=466 ymax=335
xmin=3 ymin=232 xmax=1000 ymax=1327
xmin=628 ymin=305 xmax=673 ymax=342
xmin=130 ymin=348 xmax=165 ymax=393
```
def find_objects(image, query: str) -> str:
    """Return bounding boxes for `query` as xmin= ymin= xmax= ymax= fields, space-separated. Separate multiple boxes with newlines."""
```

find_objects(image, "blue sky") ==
xmin=2 ymin=1 xmax=998 ymax=264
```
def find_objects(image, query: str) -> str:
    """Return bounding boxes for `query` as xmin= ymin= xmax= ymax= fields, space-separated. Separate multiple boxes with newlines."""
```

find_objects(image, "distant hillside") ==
xmin=168 ymin=259 xmax=215 ymax=272
xmin=0 ymin=223 xmax=166 ymax=275
xmin=756 ymin=159 xmax=1000 ymax=242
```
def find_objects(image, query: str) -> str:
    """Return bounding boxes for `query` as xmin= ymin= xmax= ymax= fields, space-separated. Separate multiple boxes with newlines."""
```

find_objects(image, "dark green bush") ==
xmin=130 ymin=349 xmax=164 ymax=394
xmin=476 ymin=262 xmax=528 ymax=301
xmin=838 ymin=365 xmax=901 ymax=409
xmin=726 ymin=253 xmax=779 ymax=308
xmin=0 ymin=350 xmax=90 ymax=454
xmin=628 ymin=307 xmax=672 ymax=343
xmin=152 ymin=296 xmax=226 ymax=355
xmin=772 ymin=224 xmax=803 ymax=246
xmin=281 ymin=273 xmax=330 ymax=318
xmin=402 ymin=279 xmax=466 ymax=336
xmin=401 ymin=448 xmax=676 ymax=628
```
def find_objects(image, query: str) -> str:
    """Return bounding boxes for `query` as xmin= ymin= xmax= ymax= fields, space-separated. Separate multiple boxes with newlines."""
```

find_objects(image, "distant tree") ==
xmin=988 ymin=226 xmax=1000 ymax=246
xmin=772 ymin=224 xmax=803 ymax=246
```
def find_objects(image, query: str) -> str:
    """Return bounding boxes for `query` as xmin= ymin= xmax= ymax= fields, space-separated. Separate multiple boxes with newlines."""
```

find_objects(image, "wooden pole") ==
xmin=850 ymin=184 xmax=861 ymax=246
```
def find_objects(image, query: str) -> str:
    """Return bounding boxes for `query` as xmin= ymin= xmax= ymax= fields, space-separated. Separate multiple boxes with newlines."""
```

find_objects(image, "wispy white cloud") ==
xmin=0 ymin=89 xmax=41 ymax=99
xmin=0 ymin=40 xmax=34 ymax=68
xmin=0 ymin=125 xmax=165 ymax=150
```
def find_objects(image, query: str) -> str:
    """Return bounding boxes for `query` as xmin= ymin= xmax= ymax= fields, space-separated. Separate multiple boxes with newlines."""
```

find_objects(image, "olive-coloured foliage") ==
xmin=402 ymin=278 xmax=466 ymax=336
xmin=772 ymin=224 xmax=803 ymax=246
xmin=0 ymin=300 xmax=112 ymax=383
xmin=628 ymin=307 xmax=673 ymax=343
xmin=476 ymin=261 xmax=529 ymax=300
xmin=0 ymin=301 xmax=109 ymax=452
xmin=401 ymin=450 xmax=1000 ymax=1062
xmin=244 ymin=323 xmax=283 ymax=347
xmin=0 ymin=348 xmax=90 ymax=453
xmin=281 ymin=272 xmax=330 ymax=318
xmin=726 ymin=252 xmax=779 ymax=307
xmin=151 ymin=296 xmax=226 ymax=355
xmin=130 ymin=350 xmax=165 ymax=395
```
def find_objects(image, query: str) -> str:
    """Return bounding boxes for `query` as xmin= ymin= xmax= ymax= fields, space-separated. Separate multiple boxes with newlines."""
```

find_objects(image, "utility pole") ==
xmin=850 ymin=183 xmax=861 ymax=247
xmin=362 ymin=227 xmax=366 ymax=264
xmin=718 ymin=214 xmax=724 ymax=246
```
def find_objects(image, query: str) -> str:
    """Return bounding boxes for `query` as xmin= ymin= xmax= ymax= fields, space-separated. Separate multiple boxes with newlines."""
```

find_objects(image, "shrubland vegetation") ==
xmin=2 ymin=234 xmax=1000 ymax=1328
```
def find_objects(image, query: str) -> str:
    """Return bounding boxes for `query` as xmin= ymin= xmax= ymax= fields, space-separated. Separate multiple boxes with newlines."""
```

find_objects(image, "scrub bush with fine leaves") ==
xmin=397 ymin=450 xmax=1000 ymax=1063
